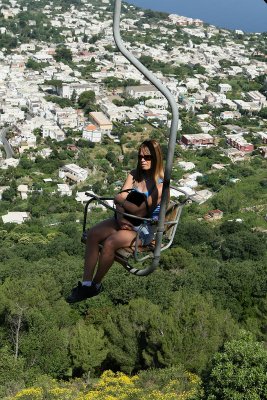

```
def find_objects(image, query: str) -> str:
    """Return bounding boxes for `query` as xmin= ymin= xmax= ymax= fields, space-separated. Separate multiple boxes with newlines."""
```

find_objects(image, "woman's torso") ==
xmin=131 ymin=173 xmax=163 ymax=220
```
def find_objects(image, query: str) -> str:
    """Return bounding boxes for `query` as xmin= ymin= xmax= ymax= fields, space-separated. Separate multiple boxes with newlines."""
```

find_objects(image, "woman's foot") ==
xmin=67 ymin=281 xmax=103 ymax=303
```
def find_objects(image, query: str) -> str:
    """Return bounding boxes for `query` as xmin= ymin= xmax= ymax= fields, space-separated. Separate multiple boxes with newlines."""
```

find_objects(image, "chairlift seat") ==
xmin=81 ymin=195 xmax=185 ymax=274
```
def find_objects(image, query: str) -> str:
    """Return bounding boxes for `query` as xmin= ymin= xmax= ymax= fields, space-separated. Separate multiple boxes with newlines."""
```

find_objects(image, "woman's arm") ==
xmin=113 ymin=172 xmax=135 ymax=228
xmin=121 ymin=182 xmax=163 ymax=217
xmin=114 ymin=171 xmax=135 ymax=207
xmin=115 ymin=172 xmax=163 ymax=219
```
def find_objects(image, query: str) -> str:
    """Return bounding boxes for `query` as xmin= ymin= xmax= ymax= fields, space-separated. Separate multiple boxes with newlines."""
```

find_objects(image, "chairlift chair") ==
xmin=81 ymin=0 xmax=184 ymax=276
xmin=81 ymin=188 xmax=189 ymax=276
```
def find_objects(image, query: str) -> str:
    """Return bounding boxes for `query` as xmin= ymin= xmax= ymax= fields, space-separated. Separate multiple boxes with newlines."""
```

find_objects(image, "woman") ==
xmin=67 ymin=139 xmax=164 ymax=303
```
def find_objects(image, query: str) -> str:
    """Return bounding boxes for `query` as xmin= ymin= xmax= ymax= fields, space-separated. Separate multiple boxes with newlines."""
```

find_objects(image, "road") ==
xmin=0 ymin=127 xmax=15 ymax=158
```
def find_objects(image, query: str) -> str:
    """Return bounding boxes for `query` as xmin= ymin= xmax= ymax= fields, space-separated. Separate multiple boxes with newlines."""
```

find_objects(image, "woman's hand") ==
xmin=116 ymin=205 xmax=133 ymax=230
xmin=119 ymin=221 xmax=134 ymax=230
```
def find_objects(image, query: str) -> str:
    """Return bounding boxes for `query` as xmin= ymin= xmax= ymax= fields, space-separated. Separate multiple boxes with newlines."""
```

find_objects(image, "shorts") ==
xmin=133 ymin=224 xmax=157 ymax=246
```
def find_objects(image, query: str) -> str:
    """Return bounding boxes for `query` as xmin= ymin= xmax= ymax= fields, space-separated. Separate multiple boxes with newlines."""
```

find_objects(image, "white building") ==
xmin=125 ymin=84 xmax=163 ymax=100
xmin=234 ymin=100 xmax=261 ymax=113
xmin=59 ymin=164 xmax=88 ymax=183
xmin=191 ymin=189 xmax=214 ymax=204
xmin=218 ymin=83 xmax=232 ymax=93
xmin=42 ymin=124 xmax=65 ymax=141
xmin=185 ymin=78 xmax=200 ymax=90
xmin=75 ymin=191 xmax=91 ymax=204
xmin=247 ymin=91 xmax=266 ymax=107
xmin=27 ymin=97 xmax=42 ymax=115
xmin=82 ymin=124 xmax=102 ymax=142
xmin=89 ymin=112 xmax=113 ymax=133
xmin=57 ymin=183 xmax=72 ymax=196
xmin=56 ymin=108 xmax=79 ymax=129
xmin=220 ymin=111 xmax=241 ymax=120
xmin=0 ymin=158 xmax=20 ymax=170
xmin=178 ymin=161 xmax=195 ymax=171
xmin=59 ymin=82 xmax=100 ymax=99
xmin=17 ymin=184 xmax=29 ymax=200
xmin=2 ymin=211 xmax=30 ymax=224
xmin=198 ymin=121 xmax=216 ymax=133
xmin=100 ymin=100 xmax=127 ymax=122
xmin=145 ymin=98 xmax=168 ymax=110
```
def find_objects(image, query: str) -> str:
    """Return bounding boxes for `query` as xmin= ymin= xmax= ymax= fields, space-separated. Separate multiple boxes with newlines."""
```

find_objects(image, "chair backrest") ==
xmin=164 ymin=201 xmax=182 ymax=241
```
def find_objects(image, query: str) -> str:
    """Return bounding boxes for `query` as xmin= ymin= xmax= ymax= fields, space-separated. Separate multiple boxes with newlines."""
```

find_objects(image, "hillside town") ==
xmin=0 ymin=0 xmax=266 ymax=224
xmin=0 ymin=2 xmax=267 ymax=398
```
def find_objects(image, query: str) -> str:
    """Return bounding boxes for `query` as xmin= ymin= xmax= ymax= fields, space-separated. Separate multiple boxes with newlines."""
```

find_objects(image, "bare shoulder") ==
xmin=121 ymin=170 xmax=135 ymax=190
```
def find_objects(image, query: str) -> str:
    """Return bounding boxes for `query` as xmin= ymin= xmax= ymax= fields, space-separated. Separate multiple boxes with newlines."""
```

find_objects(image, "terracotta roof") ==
xmin=84 ymin=124 xmax=97 ymax=131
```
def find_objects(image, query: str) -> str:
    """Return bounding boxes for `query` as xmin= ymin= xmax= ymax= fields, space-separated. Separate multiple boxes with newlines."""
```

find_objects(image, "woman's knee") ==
xmin=86 ymin=226 xmax=102 ymax=244
xmin=103 ymin=231 xmax=136 ymax=252
xmin=102 ymin=235 xmax=121 ymax=253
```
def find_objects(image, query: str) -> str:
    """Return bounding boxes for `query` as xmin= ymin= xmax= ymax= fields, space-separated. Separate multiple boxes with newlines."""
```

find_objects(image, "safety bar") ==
xmin=82 ymin=194 xmax=186 ymax=268
xmin=113 ymin=0 xmax=179 ymax=275
xmin=83 ymin=192 xmax=156 ymax=234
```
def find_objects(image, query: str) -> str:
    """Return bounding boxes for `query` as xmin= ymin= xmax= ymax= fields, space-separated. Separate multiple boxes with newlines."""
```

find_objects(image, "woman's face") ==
xmin=138 ymin=146 xmax=152 ymax=171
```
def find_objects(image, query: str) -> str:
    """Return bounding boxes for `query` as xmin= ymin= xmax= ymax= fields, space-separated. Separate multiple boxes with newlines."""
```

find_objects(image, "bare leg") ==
xmin=67 ymin=222 xmax=139 ymax=303
xmin=93 ymin=229 xmax=138 ymax=284
xmin=83 ymin=218 xmax=119 ymax=281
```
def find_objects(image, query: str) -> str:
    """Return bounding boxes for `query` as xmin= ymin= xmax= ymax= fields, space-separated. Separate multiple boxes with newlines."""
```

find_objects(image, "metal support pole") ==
xmin=113 ymin=0 xmax=179 ymax=275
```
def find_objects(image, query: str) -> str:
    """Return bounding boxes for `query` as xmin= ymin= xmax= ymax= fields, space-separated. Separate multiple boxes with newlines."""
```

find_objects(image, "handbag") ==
xmin=116 ymin=189 xmax=149 ymax=226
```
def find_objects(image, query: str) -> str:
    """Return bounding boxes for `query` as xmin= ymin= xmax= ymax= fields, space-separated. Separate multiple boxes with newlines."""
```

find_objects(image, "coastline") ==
xmin=126 ymin=0 xmax=267 ymax=33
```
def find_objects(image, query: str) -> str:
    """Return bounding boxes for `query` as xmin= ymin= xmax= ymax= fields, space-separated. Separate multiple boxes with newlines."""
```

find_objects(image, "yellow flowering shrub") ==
xmin=162 ymin=373 xmax=202 ymax=398
xmin=13 ymin=387 xmax=43 ymax=400
xmin=9 ymin=369 xmax=203 ymax=400
xmin=77 ymin=370 xmax=141 ymax=400
xmin=43 ymin=379 xmax=87 ymax=400
xmin=139 ymin=387 xmax=200 ymax=400
xmin=9 ymin=380 xmax=85 ymax=400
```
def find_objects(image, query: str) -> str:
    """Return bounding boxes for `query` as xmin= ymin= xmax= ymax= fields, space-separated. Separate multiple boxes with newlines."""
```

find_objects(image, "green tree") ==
xmin=205 ymin=331 xmax=267 ymax=400
xmin=70 ymin=89 xmax=77 ymax=103
xmin=221 ymin=231 xmax=266 ymax=261
xmin=160 ymin=247 xmax=195 ymax=271
xmin=138 ymin=55 xmax=154 ymax=69
xmin=54 ymin=46 xmax=73 ymax=63
xmin=44 ymin=79 xmax=63 ymax=93
xmin=77 ymin=90 xmax=96 ymax=109
xmin=161 ymin=290 xmax=237 ymax=372
xmin=44 ymin=95 xmax=73 ymax=108
xmin=0 ymin=33 xmax=18 ymax=51
xmin=26 ymin=58 xmax=48 ymax=71
xmin=174 ymin=220 xmax=215 ymax=249
xmin=103 ymin=76 xmax=124 ymax=89
xmin=179 ymin=258 xmax=267 ymax=323
xmin=259 ymin=107 xmax=267 ymax=119
xmin=103 ymin=298 xmax=167 ymax=374
xmin=212 ymin=190 xmax=241 ymax=214
xmin=2 ymin=180 xmax=17 ymax=202
xmin=70 ymin=320 xmax=108 ymax=375
xmin=0 ymin=275 xmax=73 ymax=377
xmin=105 ymin=151 xmax=117 ymax=166
xmin=0 ymin=346 xmax=25 ymax=398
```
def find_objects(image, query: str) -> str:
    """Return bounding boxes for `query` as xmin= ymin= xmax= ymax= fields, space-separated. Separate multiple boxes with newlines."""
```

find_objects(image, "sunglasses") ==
xmin=138 ymin=154 xmax=152 ymax=161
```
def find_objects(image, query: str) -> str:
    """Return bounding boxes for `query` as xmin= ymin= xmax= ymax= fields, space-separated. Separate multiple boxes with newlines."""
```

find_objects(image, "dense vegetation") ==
xmin=0 ymin=132 xmax=266 ymax=399
xmin=0 ymin=0 xmax=267 ymax=398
